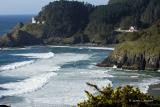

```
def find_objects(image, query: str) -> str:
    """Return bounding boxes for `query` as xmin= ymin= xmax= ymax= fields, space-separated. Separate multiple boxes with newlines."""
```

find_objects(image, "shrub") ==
xmin=78 ymin=83 xmax=160 ymax=107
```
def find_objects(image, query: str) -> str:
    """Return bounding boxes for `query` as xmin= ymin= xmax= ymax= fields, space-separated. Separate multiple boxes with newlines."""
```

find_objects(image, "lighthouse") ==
xmin=32 ymin=17 xmax=36 ymax=24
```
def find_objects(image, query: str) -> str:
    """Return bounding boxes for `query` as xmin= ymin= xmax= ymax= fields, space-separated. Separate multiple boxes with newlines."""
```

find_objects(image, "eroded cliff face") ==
xmin=98 ymin=50 xmax=160 ymax=71
xmin=98 ymin=21 xmax=160 ymax=71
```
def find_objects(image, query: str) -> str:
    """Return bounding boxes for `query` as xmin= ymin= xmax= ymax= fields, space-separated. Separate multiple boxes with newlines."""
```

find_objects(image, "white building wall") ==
xmin=32 ymin=17 xmax=36 ymax=24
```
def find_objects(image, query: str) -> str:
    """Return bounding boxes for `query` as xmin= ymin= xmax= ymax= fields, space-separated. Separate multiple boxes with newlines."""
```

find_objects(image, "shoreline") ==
xmin=0 ymin=43 xmax=116 ymax=48
xmin=0 ymin=44 xmax=116 ymax=51
xmin=1 ymin=44 xmax=160 ymax=96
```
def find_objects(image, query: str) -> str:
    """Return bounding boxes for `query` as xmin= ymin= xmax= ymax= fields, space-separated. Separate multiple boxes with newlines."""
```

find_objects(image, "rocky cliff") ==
xmin=0 ymin=23 xmax=43 ymax=47
xmin=98 ymin=21 xmax=160 ymax=70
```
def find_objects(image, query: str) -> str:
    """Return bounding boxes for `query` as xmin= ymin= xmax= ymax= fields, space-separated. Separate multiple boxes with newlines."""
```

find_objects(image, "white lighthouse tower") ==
xmin=32 ymin=17 xmax=36 ymax=24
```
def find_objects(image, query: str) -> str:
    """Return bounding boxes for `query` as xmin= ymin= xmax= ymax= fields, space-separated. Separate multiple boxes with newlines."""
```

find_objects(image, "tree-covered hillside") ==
xmin=85 ymin=0 xmax=160 ymax=44
xmin=98 ymin=20 xmax=160 ymax=70
xmin=37 ymin=0 xmax=94 ymax=44
xmin=0 ymin=0 xmax=160 ymax=46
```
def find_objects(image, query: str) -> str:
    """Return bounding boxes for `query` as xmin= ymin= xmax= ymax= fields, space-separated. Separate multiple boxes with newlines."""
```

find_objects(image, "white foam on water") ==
xmin=87 ymin=63 xmax=97 ymax=69
xmin=0 ymin=72 xmax=57 ymax=98
xmin=139 ymin=78 xmax=160 ymax=93
xmin=0 ymin=62 xmax=61 ymax=77
xmin=47 ymin=45 xmax=115 ymax=51
xmin=1 ymin=53 xmax=91 ymax=77
xmin=0 ymin=53 xmax=92 ymax=99
xmin=113 ymin=65 xmax=117 ymax=69
xmin=22 ymin=78 xmax=112 ymax=106
xmin=129 ymin=78 xmax=160 ymax=93
xmin=62 ymin=68 xmax=114 ymax=79
xmin=9 ymin=65 xmax=112 ymax=106
xmin=86 ymin=47 xmax=115 ymax=50
xmin=0 ymin=60 xmax=35 ymax=71
xmin=66 ymin=46 xmax=115 ymax=50
xmin=0 ymin=51 xmax=105 ymax=106
xmin=0 ymin=47 xmax=31 ymax=51
xmin=13 ymin=52 xmax=54 ymax=59
xmin=1 ymin=46 xmax=159 ymax=107
xmin=48 ymin=45 xmax=70 ymax=48
xmin=80 ymin=69 xmax=114 ymax=78
xmin=130 ymin=76 xmax=139 ymax=78
xmin=55 ymin=53 xmax=91 ymax=63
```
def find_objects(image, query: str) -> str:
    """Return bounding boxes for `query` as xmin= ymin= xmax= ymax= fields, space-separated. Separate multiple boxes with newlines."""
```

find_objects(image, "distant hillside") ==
xmin=108 ymin=0 xmax=128 ymax=4
xmin=36 ymin=0 xmax=94 ymax=44
xmin=0 ymin=0 xmax=160 ymax=47
xmin=34 ymin=0 xmax=160 ymax=44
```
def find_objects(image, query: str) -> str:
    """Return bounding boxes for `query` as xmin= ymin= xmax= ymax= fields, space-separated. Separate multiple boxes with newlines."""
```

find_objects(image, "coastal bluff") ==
xmin=98 ymin=21 xmax=160 ymax=71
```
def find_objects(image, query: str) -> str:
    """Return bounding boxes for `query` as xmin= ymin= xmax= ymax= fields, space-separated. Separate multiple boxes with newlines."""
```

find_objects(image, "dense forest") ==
xmin=98 ymin=20 xmax=160 ymax=70
xmin=0 ymin=0 xmax=160 ymax=46
xmin=37 ymin=0 xmax=160 ymax=44
xmin=36 ymin=0 xmax=94 ymax=44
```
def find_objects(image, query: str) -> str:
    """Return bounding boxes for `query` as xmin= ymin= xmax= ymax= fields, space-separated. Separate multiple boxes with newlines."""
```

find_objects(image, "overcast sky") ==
xmin=0 ymin=0 xmax=108 ymax=15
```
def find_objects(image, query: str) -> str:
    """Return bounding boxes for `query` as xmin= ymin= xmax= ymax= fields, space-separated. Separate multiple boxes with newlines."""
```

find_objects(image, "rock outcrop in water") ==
xmin=98 ymin=21 xmax=160 ymax=70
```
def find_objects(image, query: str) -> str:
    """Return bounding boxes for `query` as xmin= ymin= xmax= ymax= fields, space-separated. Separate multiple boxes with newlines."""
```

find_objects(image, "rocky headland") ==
xmin=98 ymin=21 xmax=160 ymax=70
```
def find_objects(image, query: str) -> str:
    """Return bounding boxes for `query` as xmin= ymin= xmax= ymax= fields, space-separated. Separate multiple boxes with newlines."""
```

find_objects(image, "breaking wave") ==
xmin=129 ymin=78 xmax=160 ymax=94
xmin=0 ymin=72 xmax=57 ymax=98
xmin=138 ymin=78 xmax=160 ymax=94
xmin=48 ymin=45 xmax=70 ymax=48
xmin=12 ymin=52 xmax=54 ymax=59
xmin=86 ymin=47 xmax=114 ymax=50
xmin=0 ymin=47 xmax=31 ymax=51
xmin=80 ymin=69 xmax=114 ymax=78
xmin=47 ymin=45 xmax=114 ymax=51
xmin=0 ymin=60 xmax=34 ymax=71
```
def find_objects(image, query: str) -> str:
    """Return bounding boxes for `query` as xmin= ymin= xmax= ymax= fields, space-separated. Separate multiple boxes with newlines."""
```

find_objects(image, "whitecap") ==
xmin=86 ymin=47 xmax=115 ymax=50
xmin=1 ymin=53 xmax=91 ymax=77
xmin=82 ymin=70 xmax=114 ymax=78
xmin=130 ymin=76 xmax=139 ymax=78
xmin=63 ymin=68 xmax=114 ymax=78
xmin=139 ymin=78 xmax=160 ymax=93
xmin=48 ymin=45 xmax=115 ymax=51
xmin=48 ymin=45 xmax=70 ymax=48
xmin=55 ymin=53 xmax=91 ymax=63
xmin=113 ymin=65 xmax=117 ymax=69
xmin=0 ymin=72 xmax=57 ymax=97
xmin=129 ymin=78 xmax=160 ymax=93
xmin=0 ymin=47 xmax=31 ymax=51
xmin=0 ymin=60 xmax=35 ymax=71
xmin=12 ymin=52 xmax=54 ymax=59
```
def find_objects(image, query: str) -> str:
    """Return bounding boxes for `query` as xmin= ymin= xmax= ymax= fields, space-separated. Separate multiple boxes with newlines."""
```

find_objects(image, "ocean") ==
xmin=0 ymin=15 xmax=33 ymax=36
xmin=0 ymin=15 xmax=160 ymax=107
xmin=0 ymin=46 xmax=160 ymax=107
